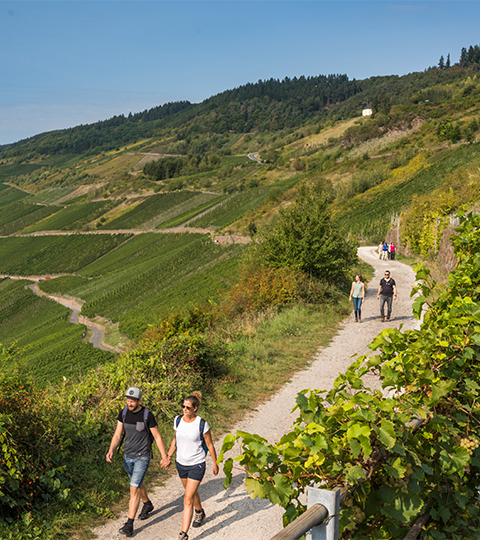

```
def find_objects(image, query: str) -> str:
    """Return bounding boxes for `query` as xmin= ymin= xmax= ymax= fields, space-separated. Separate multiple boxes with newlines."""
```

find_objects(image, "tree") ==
xmin=258 ymin=182 xmax=358 ymax=287
xmin=438 ymin=55 xmax=445 ymax=70
xmin=446 ymin=53 xmax=451 ymax=69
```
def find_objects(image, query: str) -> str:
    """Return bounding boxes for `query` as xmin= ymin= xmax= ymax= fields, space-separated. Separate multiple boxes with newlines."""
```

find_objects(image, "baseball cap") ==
xmin=125 ymin=387 xmax=142 ymax=400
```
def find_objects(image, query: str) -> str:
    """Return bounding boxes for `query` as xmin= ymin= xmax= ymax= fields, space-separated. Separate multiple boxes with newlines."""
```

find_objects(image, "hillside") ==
xmin=3 ymin=46 xmax=480 ymax=540
xmin=1 ymin=50 xmax=480 ymax=383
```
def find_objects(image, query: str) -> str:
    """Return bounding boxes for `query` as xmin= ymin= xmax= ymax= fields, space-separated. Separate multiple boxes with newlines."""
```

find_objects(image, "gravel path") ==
xmin=92 ymin=246 xmax=420 ymax=540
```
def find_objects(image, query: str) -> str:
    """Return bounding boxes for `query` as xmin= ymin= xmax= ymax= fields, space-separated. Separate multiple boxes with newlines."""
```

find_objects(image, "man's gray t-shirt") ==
xmin=118 ymin=406 xmax=157 ymax=458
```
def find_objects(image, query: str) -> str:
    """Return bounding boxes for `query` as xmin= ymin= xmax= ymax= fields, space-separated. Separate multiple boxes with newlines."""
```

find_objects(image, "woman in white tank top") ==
xmin=167 ymin=391 xmax=218 ymax=540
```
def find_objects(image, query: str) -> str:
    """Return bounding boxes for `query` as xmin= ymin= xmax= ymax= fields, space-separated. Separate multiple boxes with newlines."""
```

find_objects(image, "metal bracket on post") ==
xmin=306 ymin=487 xmax=340 ymax=540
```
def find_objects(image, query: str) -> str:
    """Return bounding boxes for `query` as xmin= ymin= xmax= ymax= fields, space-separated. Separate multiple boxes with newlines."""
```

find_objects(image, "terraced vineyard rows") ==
xmin=189 ymin=186 xmax=269 ymax=228
xmin=333 ymin=141 xmax=480 ymax=238
xmin=24 ymin=200 xmax=118 ymax=232
xmin=100 ymin=191 xmax=200 ymax=229
xmin=0 ymin=234 xmax=131 ymax=274
xmin=0 ymin=201 xmax=57 ymax=235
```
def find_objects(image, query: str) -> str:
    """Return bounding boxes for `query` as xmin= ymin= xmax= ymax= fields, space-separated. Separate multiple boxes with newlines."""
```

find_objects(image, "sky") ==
xmin=1 ymin=1 xmax=480 ymax=146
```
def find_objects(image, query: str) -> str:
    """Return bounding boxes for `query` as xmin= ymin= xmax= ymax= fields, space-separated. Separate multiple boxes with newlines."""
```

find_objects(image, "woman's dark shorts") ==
xmin=176 ymin=461 xmax=206 ymax=482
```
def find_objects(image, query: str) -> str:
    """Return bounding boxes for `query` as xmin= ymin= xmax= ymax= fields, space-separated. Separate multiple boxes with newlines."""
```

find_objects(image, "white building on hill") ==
xmin=362 ymin=104 xmax=372 ymax=116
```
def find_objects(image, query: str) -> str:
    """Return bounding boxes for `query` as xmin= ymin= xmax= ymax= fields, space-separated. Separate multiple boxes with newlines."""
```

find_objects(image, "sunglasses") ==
xmin=182 ymin=404 xmax=193 ymax=410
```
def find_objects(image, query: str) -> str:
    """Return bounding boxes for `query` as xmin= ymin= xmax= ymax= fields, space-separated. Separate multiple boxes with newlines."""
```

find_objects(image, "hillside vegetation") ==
xmin=1 ymin=45 xmax=480 ymax=539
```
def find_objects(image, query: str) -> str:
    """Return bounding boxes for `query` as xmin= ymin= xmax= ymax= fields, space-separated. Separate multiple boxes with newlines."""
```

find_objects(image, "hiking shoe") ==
xmin=192 ymin=509 xmax=206 ymax=528
xmin=119 ymin=521 xmax=134 ymax=537
xmin=179 ymin=532 xmax=189 ymax=540
xmin=386 ymin=317 xmax=390 ymax=321
xmin=138 ymin=500 xmax=154 ymax=520
xmin=381 ymin=317 xmax=385 ymax=322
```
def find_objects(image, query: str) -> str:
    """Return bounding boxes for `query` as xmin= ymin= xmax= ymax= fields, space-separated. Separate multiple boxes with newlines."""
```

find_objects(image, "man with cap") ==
xmin=107 ymin=387 xmax=170 ymax=537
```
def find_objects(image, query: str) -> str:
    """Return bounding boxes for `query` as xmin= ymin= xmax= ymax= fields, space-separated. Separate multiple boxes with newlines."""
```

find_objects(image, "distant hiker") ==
xmin=106 ymin=387 xmax=170 ymax=538
xmin=377 ymin=270 xmax=397 ymax=322
xmin=349 ymin=274 xmax=365 ymax=323
xmin=390 ymin=242 xmax=396 ymax=260
xmin=382 ymin=242 xmax=389 ymax=260
xmin=167 ymin=391 xmax=218 ymax=540
xmin=378 ymin=242 xmax=383 ymax=259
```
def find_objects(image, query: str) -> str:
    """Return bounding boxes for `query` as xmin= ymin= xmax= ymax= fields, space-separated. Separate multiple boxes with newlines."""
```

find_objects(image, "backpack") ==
xmin=119 ymin=406 xmax=154 ymax=450
xmin=175 ymin=415 xmax=208 ymax=454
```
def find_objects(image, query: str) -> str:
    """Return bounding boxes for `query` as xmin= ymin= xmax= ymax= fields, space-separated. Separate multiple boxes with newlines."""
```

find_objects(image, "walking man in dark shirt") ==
xmin=376 ymin=270 xmax=397 ymax=321
xmin=106 ymin=387 xmax=170 ymax=537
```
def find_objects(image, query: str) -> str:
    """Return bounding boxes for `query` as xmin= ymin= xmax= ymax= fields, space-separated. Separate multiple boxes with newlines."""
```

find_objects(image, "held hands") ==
xmin=161 ymin=455 xmax=172 ymax=468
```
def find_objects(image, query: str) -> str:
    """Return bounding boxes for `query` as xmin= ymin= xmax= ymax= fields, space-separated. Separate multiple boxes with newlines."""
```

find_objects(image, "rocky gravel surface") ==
xmin=92 ymin=246 xmax=420 ymax=540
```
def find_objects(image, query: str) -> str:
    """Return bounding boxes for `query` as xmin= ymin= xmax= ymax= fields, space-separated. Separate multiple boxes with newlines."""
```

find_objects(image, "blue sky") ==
xmin=1 ymin=1 xmax=480 ymax=146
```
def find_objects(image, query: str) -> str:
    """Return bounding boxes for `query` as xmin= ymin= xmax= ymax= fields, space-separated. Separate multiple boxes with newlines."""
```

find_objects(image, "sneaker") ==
xmin=179 ymin=532 xmax=189 ymax=540
xmin=381 ymin=317 xmax=385 ymax=322
xmin=192 ymin=509 xmax=206 ymax=528
xmin=138 ymin=500 xmax=154 ymax=520
xmin=386 ymin=317 xmax=390 ymax=321
xmin=119 ymin=522 xmax=134 ymax=537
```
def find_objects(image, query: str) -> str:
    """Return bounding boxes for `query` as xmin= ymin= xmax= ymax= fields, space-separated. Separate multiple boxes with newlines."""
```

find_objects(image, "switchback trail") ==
xmin=92 ymin=246 xmax=421 ymax=540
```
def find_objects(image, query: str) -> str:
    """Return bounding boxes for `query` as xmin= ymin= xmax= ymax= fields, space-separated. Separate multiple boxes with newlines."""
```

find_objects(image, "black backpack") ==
xmin=175 ymin=415 xmax=208 ymax=454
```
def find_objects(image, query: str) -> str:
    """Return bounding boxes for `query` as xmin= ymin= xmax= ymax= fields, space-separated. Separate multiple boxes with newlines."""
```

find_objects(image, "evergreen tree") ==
xmin=438 ymin=55 xmax=445 ymax=70
xmin=460 ymin=47 xmax=468 ymax=67
xmin=446 ymin=53 xmax=451 ymax=69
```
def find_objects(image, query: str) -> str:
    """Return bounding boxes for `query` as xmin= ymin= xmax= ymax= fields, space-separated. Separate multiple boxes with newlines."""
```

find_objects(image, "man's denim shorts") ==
xmin=123 ymin=456 xmax=150 ymax=488
xmin=176 ymin=461 xmax=206 ymax=482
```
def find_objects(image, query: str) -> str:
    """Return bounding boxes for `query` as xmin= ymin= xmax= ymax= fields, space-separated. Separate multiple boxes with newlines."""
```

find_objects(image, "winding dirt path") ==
xmin=28 ymin=283 xmax=120 ymax=353
xmin=92 ymin=247 xmax=420 ymax=540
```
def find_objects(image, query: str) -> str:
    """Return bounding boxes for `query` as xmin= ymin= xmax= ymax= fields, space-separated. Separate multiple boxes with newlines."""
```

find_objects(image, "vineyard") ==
xmin=0 ymin=279 xmax=113 ymax=385
xmin=0 ymin=201 xmax=57 ymax=236
xmin=79 ymin=236 xmax=243 ymax=337
xmin=24 ymin=200 xmax=118 ymax=232
xmin=155 ymin=192 xmax=225 ymax=228
xmin=0 ymin=234 xmax=131 ymax=275
xmin=34 ymin=232 xmax=244 ymax=338
xmin=0 ymin=184 xmax=28 ymax=208
xmin=189 ymin=186 xmax=270 ymax=228
xmin=333 ymin=141 xmax=480 ymax=241
xmin=100 ymin=191 xmax=200 ymax=229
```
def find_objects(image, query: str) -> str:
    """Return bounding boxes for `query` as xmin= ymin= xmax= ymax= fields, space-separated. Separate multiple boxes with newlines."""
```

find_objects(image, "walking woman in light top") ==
xmin=167 ymin=391 xmax=218 ymax=540
xmin=349 ymin=274 xmax=365 ymax=322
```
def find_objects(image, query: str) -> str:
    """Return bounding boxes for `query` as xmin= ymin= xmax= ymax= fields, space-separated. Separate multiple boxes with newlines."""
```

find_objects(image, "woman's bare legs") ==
xmin=180 ymin=477 xmax=202 ymax=533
